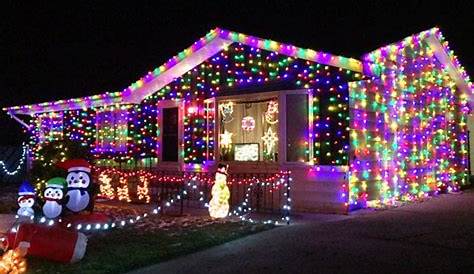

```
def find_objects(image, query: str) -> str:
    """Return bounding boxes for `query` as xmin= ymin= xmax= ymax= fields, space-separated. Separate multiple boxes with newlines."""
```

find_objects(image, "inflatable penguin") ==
xmin=58 ymin=159 xmax=95 ymax=213
xmin=42 ymin=177 xmax=66 ymax=219
xmin=17 ymin=181 xmax=36 ymax=218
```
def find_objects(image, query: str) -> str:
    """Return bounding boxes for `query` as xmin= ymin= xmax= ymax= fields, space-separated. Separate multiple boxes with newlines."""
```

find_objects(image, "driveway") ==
xmin=130 ymin=190 xmax=474 ymax=274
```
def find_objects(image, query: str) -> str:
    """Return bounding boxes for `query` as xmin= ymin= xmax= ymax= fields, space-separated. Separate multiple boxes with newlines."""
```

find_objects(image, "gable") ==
xmin=364 ymin=27 xmax=473 ymax=104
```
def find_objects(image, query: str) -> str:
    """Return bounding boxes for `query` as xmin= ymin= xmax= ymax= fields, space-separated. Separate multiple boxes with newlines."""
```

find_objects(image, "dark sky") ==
xmin=2 ymin=1 xmax=474 ymax=145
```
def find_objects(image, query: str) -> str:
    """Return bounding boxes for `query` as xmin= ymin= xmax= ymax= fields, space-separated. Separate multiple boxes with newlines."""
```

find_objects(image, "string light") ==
xmin=0 ymin=242 xmax=28 ymax=274
xmin=348 ymin=28 xmax=471 ymax=210
xmin=4 ymin=27 xmax=469 ymax=215
xmin=0 ymin=143 xmax=27 ymax=176
xmin=23 ymin=169 xmax=292 ymax=233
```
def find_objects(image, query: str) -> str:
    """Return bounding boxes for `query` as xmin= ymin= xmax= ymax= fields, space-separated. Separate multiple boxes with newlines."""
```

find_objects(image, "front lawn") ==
xmin=27 ymin=218 xmax=274 ymax=274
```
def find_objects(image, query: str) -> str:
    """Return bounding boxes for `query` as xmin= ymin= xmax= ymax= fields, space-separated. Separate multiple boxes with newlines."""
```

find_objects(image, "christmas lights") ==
xmin=0 ymin=144 xmax=27 ymax=176
xmin=348 ymin=28 xmax=471 ymax=209
xmin=137 ymin=175 xmax=151 ymax=203
xmin=219 ymin=130 xmax=233 ymax=148
xmin=241 ymin=116 xmax=255 ymax=131
xmin=261 ymin=127 xmax=278 ymax=154
xmin=264 ymin=100 xmax=279 ymax=124
xmin=0 ymin=242 xmax=28 ymax=274
xmin=4 ymin=27 xmax=471 ymax=214
xmin=27 ymin=169 xmax=292 ymax=233
xmin=15 ymin=38 xmax=360 ymax=166
xmin=98 ymin=173 xmax=115 ymax=199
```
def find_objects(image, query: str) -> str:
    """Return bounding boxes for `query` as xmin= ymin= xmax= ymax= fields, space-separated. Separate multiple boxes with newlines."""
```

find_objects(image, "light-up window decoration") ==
xmin=241 ymin=116 xmax=256 ymax=131
xmin=96 ymin=107 xmax=128 ymax=153
xmin=218 ymin=98 xmax=278 ymax=161
xmin=36 ymin=112 xmax=63 ymax=143
xmin=234 ymin=143 xmax=259 ymax=161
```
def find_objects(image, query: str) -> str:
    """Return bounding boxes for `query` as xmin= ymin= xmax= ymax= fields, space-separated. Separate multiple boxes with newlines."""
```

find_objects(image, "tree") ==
xmin=29 ymin=140 xmax=91 ymax=197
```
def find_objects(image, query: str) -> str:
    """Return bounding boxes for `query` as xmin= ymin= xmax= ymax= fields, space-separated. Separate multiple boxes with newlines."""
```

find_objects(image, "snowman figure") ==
xmin=17 ymin=181 xmax=36 ymax=218
xmin=42 ymin=177 xmax=66 ymax=219
xmin=58 ymin=159 xmax=94 ymax=213
xmin=209 ymin=164 xmax=230 ymax=219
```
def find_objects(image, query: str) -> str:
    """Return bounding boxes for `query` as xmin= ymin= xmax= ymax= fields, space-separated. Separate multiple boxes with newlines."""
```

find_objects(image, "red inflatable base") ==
xmin=6 ymin=223 xmax=87 ymax=263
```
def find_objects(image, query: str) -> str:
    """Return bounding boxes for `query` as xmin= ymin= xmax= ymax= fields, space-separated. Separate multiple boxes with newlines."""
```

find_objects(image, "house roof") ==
xmin=364 ymin=27 xmax=474 ymax=102
xmin=3 ymin=27 xmax=366 ymax=115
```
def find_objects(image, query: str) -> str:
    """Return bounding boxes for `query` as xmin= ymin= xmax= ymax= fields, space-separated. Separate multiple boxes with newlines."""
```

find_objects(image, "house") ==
xmin=4 ymin=27 xmax=473 ymax=213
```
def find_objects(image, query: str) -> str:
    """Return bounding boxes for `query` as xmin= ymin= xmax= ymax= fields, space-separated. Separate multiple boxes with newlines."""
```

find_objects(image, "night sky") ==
xmin=2 ymin=1 xmax=474 ymax=145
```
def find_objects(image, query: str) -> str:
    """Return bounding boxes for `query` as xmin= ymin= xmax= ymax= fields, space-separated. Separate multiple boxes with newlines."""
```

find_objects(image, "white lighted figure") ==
xmin=219 ymin=130 xmax=233 ymax=148
xmin=220 ymin=102 xmax=234 ymax=123
xmin=265 ymin=100 xmax=278 ymax=124
xmin=58 ymin=159 xmax=94 ymax=213
xmin=261 ymin=127 xmax=278 ymax=153
xmin=42 ymin=177 xmax=66 ymax=219
xmin=235 ymin=144 xmax=259 ymax=161
xmin=17 ymin=181 xmax=36 ymax=218
xmin=241 ymin=116 xmax=256 ymax=131
xmin=209 ymin=164 xmax=230 ymax=218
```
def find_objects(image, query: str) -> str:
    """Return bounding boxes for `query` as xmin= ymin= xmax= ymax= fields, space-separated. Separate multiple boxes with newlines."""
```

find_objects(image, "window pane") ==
xmin=218 ymin=98 xmax=278 ymax=162
xmin=286 ymin=94 xmax=309 ymax=162
xmin=162 ymin=107 xmax=179 ymax=161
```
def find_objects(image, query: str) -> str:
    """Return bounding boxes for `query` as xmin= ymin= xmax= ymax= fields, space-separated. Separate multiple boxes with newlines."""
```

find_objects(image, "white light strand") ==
xmin=20 ymin=171 xmax=291 ymax=233
xmin=0 ymin=143 xmax=27 ymax=176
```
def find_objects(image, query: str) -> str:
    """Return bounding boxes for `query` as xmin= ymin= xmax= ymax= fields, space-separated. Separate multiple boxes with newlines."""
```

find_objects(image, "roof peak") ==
xmin=5 ymin=27 xmax=364 ymax=115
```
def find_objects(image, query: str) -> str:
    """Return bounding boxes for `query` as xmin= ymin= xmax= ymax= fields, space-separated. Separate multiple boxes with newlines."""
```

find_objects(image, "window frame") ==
xmin=214 ymin=89 xmax=313 ymax=166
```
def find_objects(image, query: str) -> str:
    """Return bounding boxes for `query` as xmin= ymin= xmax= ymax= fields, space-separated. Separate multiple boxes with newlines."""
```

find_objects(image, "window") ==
xmin=218 ymin=98 xmax=279 ymax=162
xmin=96 ymin=108 xmax=128 ymax=153
xmin=286 ymin=94 xmax=310 ymax=162
xmin=162 ymin=107 xmax=179 ymax=161
xmin=37 ymin=112 xmax=63 ymax=143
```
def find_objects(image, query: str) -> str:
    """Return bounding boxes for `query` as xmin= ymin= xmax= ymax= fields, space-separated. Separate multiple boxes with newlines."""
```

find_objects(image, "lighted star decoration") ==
xmin=219 ymin=130 xmax=233 ymax=148
xmin=261 ymin=127 xmax=278 ymax=153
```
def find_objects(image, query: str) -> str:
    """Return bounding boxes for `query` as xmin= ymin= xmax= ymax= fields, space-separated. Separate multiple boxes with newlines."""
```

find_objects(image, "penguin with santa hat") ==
xmin=57 ymin=159 xmax=97 ymax=213
xmin=17 ymin=181 xmax=36 ymax=219
xmin=42 ymin=177 xmax=67 ymax=219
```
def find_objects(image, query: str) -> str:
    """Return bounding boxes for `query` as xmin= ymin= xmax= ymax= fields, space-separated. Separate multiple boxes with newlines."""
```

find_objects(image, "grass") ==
xmin=27 ymin=221 xmax=274 ymax=274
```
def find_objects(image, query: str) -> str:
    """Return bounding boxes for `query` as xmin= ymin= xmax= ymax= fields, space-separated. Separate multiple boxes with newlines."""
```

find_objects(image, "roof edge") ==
xmin=5 ymin=27 xmax=368 ymax=115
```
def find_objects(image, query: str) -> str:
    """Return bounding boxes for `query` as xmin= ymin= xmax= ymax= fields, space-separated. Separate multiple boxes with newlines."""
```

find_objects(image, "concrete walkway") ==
xmin=130 ymin=190 xmax=474 ymax=274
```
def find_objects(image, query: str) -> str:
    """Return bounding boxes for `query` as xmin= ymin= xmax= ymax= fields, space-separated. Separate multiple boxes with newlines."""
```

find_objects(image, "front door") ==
xmin=162 ymin=107 xmax=179 ymax=161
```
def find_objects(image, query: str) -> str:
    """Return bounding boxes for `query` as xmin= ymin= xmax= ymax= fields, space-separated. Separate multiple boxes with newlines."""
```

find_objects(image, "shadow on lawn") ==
xmin=28 ymin=220 xmax=274 ymax=274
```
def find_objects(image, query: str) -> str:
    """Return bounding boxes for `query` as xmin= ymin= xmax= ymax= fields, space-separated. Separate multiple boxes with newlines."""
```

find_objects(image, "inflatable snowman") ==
xmin=42 ymin=177 xmax=66 ymax=219
xmin=58 ymin=159 xmax=94 ymax=213
xmin=17 ymin=181 xmax=36 ymax=218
